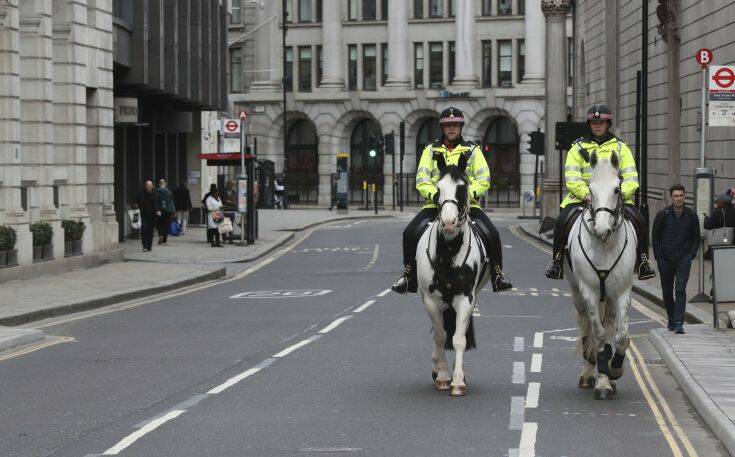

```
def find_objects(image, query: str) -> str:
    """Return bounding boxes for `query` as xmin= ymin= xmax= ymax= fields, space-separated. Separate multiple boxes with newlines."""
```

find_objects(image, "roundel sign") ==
xmin=712 ymin=67 xmax=735 ymax=90
xmin=225 ymin=120 xmax=239 ymax=133
xmin=696 ymin=48 xmax=713 ymax=68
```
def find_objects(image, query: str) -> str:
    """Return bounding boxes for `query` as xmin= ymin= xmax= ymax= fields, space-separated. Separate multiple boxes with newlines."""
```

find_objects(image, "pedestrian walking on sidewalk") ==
xmin=155 ymin=179 xmax=176 ymax=245
xmin=703 ymin=192 xmax=735 ymax=259
xmin=206 ymin=189 xmax=224 ymax=247
xmin=136 ymin=180 xmax=156 ymax=252
xmin=174 ymin=179 xmax=192 ymax=236
xmin=652 ymin=184 xmax=700 ymax=334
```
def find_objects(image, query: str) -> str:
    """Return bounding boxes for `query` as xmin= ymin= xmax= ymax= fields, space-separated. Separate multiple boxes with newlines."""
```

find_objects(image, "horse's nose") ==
xmin=442 ymin=218 xmax=457 ymax=231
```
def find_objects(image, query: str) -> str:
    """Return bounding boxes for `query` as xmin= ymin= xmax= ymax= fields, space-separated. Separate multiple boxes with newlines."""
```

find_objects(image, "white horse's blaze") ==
xmin=566 ymin=156 xmax=636 ymax=400
xmin=416 ymin=160 xmax=491 ymax=395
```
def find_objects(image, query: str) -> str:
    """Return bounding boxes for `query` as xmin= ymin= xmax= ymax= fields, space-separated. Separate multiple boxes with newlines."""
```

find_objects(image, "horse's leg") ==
xmin=610 ymin=291 xmax=631 ymax=381
xmin=573 ymin=287 xmax=597 ymax=389
xmin=450 ymin=296 xmax=473 ymax=396
xmin=578 ymin=285 xmax=615 ymax=399
xmin=423 ymin=293 xmax=451 ymax=389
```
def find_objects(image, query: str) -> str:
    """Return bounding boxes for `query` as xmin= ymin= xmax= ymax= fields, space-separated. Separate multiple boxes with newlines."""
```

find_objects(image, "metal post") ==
xmin=391 ymin=130 xmax=396 ymax=211
xmin=373 ymin=183 xmax=378 ymax=215
xmin=700 ymin=66 xmax=707 ymax=167
xmin=640 ymin=0 xmax=649 ymax=225
xmin=399 ymin=122 xmax=405 ymax=212
xmin=635 ymin=70 xmax=642 ymax=208
xmin=282 ymin=0 xmax=288 ymax=209
xmin=241 ymin=127 xmax=246 ymax=247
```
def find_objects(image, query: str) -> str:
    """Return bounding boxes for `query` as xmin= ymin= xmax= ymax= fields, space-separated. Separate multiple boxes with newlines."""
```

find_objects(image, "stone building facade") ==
xmin=228 ymin=0 xmax=572 ymax=207
xmin=0 ymin=0 xmax=117 ymax=269
xmin=573 ymin=0 xmax=735 ymax=215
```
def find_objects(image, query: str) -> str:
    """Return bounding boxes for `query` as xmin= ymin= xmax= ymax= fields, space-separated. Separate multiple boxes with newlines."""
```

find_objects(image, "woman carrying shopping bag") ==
xmin=206 ymin=189 xmax=224 ymax=247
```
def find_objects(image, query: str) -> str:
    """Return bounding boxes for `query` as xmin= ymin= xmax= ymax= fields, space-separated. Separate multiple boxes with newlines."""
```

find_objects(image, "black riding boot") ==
xmin=545 ymin=216 xmax=566 ymax=280
xmin=487 ymin=241 xmax=512 ymax=292
xmin=391 ymin=261 xmax=418 ymax=294
xmin=392 ymin=209 xmax=436 ymax=295
xmin=626 ymin=205 xmax=656 ymax=280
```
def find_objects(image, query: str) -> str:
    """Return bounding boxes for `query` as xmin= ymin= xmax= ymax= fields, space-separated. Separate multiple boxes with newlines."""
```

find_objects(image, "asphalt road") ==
xmin=0 ymin=214 xmax=727 ymax=457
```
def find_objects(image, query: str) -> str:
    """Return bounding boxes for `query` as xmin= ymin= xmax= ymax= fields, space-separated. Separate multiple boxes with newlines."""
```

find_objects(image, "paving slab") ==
xmin=0 ymin=327 xmax=44 ymax=352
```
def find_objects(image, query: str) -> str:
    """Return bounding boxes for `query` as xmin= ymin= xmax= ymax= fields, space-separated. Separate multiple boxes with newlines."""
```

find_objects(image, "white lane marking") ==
xmin=514 ymin=337 xmax=525 ymax=352
xmin=530 ymin=292 xmax=539 ymax=297
xmin=509 ymin=396 xmax=525 ymax=430
xmin=273 ymin=335 xmax=321 ymax=358
xmin=518 ymin=422 xmax=538 ymax=457
xmin=377 ymin=288 xmax=391 ymax=297
xmin=103 ymin=410 xmax=185 ymax=455
xmin=319 ymin=316 xmax=352 ymax=334
xmin=300 ymin=447 xmax=363 ymax=452
xmin=533 ymin=332 xmax=543 ymax=348
xmin=207 ymin=367 xmax=262 ymax=394
xmin=530 ymin=354 xmax=543 ymax=373
xmin=512 ymin=362 xmax=525 ymax=384
xmin=551 ymin=293 xmax=559 ymax=297
xmin=354 ymin=300 xmax=375 ymax=313
xmin=504 ymin=244 xmax=513 ymax=248
xmin=552 ymin=287 xmax=560 ymax=292
xmin=525 ymin=383 xmax=540 ymax=408
xmin=361 ymin=244 xmax=380 ymax=271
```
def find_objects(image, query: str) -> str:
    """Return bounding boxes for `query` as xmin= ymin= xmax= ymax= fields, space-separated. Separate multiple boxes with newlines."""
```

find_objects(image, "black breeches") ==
xmin=402 ymin=208 xmax=437 ymax=266
xmin=468 ymin=207 xmax=503 ymax=268
xmin=553 ymin=203 xmax=583 ymax=254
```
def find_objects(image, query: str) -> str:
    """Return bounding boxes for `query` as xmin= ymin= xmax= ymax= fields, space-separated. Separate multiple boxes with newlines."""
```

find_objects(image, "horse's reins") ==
xmin=425 ymin=211 xmax=473 ymax=272
xmin=576 ymin=191 xmax=628 ymax=303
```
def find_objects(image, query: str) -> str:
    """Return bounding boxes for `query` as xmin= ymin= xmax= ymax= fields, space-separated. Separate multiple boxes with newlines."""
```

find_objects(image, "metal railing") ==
xmin=285 ymin=173 xmax=319 ymax=205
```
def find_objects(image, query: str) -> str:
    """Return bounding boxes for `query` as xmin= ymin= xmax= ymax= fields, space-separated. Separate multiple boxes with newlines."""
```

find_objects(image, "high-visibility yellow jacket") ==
xmin=416 ymin=138 xmax=490 ymax=209
xmin=560 ymin=135 xmax=639 ymax=208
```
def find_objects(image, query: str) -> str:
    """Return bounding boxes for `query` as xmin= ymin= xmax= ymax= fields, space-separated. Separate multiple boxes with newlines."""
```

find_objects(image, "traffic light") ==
xmin=383 ymin=133 xmax=394 ymax=155
xmin=528 ymin=131 xmax=545 ymax=156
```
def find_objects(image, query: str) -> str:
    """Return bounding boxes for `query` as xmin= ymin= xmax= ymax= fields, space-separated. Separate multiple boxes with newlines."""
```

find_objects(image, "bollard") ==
xmin=372 ymin=183 xmax=377 ymax=215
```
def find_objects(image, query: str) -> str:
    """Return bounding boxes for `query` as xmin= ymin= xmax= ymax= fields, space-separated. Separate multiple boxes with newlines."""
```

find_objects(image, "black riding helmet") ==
xmin=586 ymin=103 xmax=613 ymax=126
xmin=439 ymin=107 xmax=465 ymax=127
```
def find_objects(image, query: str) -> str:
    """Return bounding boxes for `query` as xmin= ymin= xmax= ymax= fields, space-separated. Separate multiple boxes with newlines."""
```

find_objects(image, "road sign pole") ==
xmin=701 ymin=66 xmax=707 ymax=167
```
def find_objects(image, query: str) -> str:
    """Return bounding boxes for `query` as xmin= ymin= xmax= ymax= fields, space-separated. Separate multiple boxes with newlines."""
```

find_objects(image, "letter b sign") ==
xmin=696 ymin=48 xmax=713 ymax=68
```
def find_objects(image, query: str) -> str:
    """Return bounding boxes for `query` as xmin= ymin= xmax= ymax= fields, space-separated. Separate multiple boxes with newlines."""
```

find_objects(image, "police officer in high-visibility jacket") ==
xmin=544 ymin=104 xmax=656 ymax=281
xmin=392 ymin=107 xmax=512 ymax=294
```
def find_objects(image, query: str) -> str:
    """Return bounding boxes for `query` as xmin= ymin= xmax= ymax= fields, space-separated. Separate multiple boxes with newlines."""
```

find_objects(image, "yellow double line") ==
xmin=0 ymin=336 xmax=74 ymax=362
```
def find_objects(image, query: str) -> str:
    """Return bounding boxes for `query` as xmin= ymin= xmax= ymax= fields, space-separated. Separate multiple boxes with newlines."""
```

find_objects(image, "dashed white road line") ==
xmin=530 ymin=354 xmax=543 ymax=373
xmin=514 ymin=337 xmax=525 ymax=352
xmin=533 ymin=332 xmax=544 ymax=348
xmin=512 ymin=362 xmax=526 ymax=384
xmin=518 ymin=422 xmax=538 ymax=457
xmin=273 ymin=335 xmax=321 ymax=358
xmin=377 ymin=288 xmax=391 ymax=297
xmin=103 ymin=410 xmax=185 ymax=455
xmin=354 ymin=300 xmax=375 ymax=313
xmin=318 ymin=316 xmax=352 ymax=334
xmin=509 ymin=396 xmax=526 ymax=430
xmin=525 ymin=383 xmax=540 ymax=408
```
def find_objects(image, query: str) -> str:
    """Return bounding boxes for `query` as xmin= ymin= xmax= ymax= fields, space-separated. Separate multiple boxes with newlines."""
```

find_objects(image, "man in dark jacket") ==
xmin=652 ymin=184 xmax=700 ymax=334
xmin=154 ymin=179 xmax=176 ymax=245
xmin=136 ymin=180 xmax=156 ymax=252
xmin=173 ymin=180 xmax=192 ymax=236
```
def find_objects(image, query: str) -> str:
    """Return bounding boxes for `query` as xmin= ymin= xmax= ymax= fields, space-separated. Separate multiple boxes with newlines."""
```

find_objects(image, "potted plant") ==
xmin=30 ymin=222 xmax=53 ymax=261
xmin=62 ymin=220 xmax=85 ymax=257
xmin=0 ymin=225 xmax=16 ymax=267
xmin=73 ymin=220 xmax=85 ymax=255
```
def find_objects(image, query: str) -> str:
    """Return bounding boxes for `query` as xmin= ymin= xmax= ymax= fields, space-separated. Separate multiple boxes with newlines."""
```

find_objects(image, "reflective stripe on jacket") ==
xmin=560 ymin=136 xmax=639 ymax=208
xmin=416 ymin=138 xmax=490 ymax=209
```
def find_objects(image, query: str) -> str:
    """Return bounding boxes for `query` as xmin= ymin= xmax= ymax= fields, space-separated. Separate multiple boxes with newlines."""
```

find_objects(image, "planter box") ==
xmin=73 ymin=239 xmax=83 ymax=255
xmin=7 ymin=249 xmax=17 ymax=267
xmin=42 ymin=244 xmax=53 ymax=260
xmin=33 ymin=246 xmax=43 ymax=262
xmin=65 ymin=240 xmax=74 ymax=257
xmin=0 ymin=250 xmax=6 ymax=267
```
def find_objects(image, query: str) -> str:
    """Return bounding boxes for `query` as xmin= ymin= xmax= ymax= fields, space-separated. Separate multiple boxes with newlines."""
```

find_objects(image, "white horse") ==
xmin=416 ymin=154 xmax=491 ymax=396
xmin=565 ymin=152 xmax=637 ymax=400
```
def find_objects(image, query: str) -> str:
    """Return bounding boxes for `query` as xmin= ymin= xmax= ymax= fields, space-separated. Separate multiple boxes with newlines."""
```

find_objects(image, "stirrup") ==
xmin=493 ymin=265 xmax=512 ymax=292
xmin=392 ymin=265 xmax=417 ymax=294
xmin=638 ymin=254 xmax=656 ymax=280
xmin=545 ymin=252 xmax=564 ymax=280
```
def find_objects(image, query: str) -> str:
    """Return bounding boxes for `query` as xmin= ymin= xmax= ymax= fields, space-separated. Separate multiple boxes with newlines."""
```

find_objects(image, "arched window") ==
xmin=415 ymin=118 xmax=441 ymax=158
xmin=482 ymin=116 xmax=520 ymax=206
xmin=285 ymin=119 xmax=318 ymax=204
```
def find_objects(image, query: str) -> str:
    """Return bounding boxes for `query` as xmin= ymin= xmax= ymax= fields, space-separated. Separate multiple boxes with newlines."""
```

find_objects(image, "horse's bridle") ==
xmin=438 ymin=198 xmax=468 ymax=225
xmin=582 ymin=188 xmax=625 ymax=236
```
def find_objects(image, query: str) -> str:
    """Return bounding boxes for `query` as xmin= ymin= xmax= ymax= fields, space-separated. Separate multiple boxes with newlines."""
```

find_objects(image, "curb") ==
xmin=0 ymin=267 xmax=226 ymax=327
xmin=649 ymin=327 xmax=735 ymax=457
xmin=0 ymin=327 xmax=45 ymax=353
xmin=514 ymin=223 xmax=704 ymax=324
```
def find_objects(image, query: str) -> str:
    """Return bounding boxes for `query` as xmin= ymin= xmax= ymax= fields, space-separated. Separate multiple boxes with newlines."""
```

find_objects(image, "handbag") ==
xmin=211 ymin=210 xmax=224 ymax=223
xmin=218 ymin=217 xmax=233 ymax=234
xmin=705 ymin=209 xmax=734 ymax=247
xmin=168 ymin=220 xmax=182 ymax=236
xmin=128 ymin=209 xmax=141 ymax=230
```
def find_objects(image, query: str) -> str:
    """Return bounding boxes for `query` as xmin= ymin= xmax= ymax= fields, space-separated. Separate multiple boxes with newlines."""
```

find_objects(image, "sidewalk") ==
xmin=517 ymin=220 xmax=735 ymax=456
xmin=0 ymin=209 xmax=400 ymax=353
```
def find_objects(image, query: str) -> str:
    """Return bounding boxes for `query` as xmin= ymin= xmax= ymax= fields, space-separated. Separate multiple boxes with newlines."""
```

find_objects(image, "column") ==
xmin=522 ymin=0 xmax=545 ymax=85
xmin=384 ymin=0 xmax=410 ymax=88
xmin=319 ymin=0 xmax=345 ymax=90
xmin=541 ymin=0 xmax=571 ymax=219
xmin=251 ymin=0 xmax=281 ymax=91
xmin=452 ymin=0 xmax=478 ymax=87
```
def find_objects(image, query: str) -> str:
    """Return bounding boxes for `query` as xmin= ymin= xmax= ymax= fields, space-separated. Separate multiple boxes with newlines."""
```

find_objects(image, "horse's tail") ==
xmin=442 ymin=308 xmax=476 ymax=351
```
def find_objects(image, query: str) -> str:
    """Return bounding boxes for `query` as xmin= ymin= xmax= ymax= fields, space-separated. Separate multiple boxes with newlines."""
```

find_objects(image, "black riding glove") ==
xmin=432 ymin=190 xmax=440 ymax=206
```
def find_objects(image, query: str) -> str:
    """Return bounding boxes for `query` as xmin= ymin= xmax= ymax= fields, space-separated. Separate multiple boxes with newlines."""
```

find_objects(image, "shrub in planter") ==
xmin=62 ymin=220 xmax=85 ymax=256
xmin=0 ymin=226 xmax=17 ymax=267
xmin=30 ymin=222 xmax=53 ymax=260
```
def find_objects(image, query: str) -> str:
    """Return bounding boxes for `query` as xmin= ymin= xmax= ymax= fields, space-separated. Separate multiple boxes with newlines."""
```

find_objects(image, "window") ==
xmin=299 ymin=0 xmax=311 ymax=22
xmin=518 ymin=0 xmax=525 ymax=15
xmin=430 ymin=0 xmax=442 ymax=17
xmin=317 ymin=45 xmax=323 ymax=85
xmin=285 ymin=47 xmax=293 ymax=91
xmin=568 ymin=37 xmax=574 ymax=85
xmin=498 ymin=0 xmax=511 ymax=16
xmin=363 ymin=44 xmax=377 ymax=90
xmin=498 ymin=40 xmax=512 ymax=87
xmin=518 ymin=39 xmax=525 ymax=83
xmin=363 ymin=0 xmax=376 ymax=20
xmin=230 ymin=49 xmax=242 ymax=92
xmin=298 ymin=46 xmax=312 ymax=92
xmin=449 ymin=41 xmax=456 ymax=83
xmin=286 ymin=0 xmax=293 ymax=22
xmin=349 ymin=0 xmax=357 ymax=20
xmin=429 ymin=42 xmax=443 ymax=88
xmin=381 ymin=43 xmax=388 ymax=85
xmin=482 ymin=41 xmax=492 ymax=87
xmin=414 ymin=0 xmax=423 ymax=19
xmin=381 ymin=0 xmax=388 ymax=19
xmin=230 ymin=0 xmax=241 ymax=24
xmin=414 ymin=43 xmax=424 ymax=88
xmin=113 ymin=0 xmax=134 ymax=24
xmin=348 ymin=45 xmax=358 ymax=90
xmin=449 ymin=0 xmax=456 ymax=17
xmin=482 ymin=0 xmax=492 ymax=16
xmin=317 ymin=0 xmax=322 ymax=21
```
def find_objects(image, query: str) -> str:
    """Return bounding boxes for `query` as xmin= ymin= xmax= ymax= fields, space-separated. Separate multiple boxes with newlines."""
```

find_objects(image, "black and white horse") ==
xmin=416 ymin=154 xmax=491 ymax=396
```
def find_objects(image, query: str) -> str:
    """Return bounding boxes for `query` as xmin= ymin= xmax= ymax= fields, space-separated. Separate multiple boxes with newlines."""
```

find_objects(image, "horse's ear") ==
xmin=610 ymin=152 xmax=620 ymax=169
xmin=457 ymin=152 xmax=469 ymax=173
xmin=434 ymin=153 xmax=447 ymax=174
xmin=590 ymin=151 xmax=598 ymax=168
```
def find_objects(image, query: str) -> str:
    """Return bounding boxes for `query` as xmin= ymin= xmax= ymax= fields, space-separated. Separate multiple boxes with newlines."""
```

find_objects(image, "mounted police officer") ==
xmin=544 ymin=103 xmax=656 ymax=281
xmin=392 ymin=107 xmax=512 ymax=294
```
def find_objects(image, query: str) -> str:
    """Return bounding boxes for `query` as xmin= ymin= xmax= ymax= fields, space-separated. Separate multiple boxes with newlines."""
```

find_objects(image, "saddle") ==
xmin=562 ymin=206 xmax=584 ymax=249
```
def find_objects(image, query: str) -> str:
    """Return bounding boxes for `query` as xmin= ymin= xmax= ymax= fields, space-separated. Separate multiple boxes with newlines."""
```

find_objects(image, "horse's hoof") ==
xmin=594 ymin=388 xmax=615 ymax=400
xmin=578 ymin=376 xmax=595 ymax=389
xmin=449 ymin=385 xmax=467 ymax=396
xmin=435 ymin=380 xmax=451 ymax=390
xmin=432 ymin=371 xmax=438 ymax=381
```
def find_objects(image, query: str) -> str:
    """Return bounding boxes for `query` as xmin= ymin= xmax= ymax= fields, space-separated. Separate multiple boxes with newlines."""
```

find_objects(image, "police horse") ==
xmin=415 ymin=154 xmax=492 ymax=396
xmin=565 ymin=152 xmax=637 ymax=400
